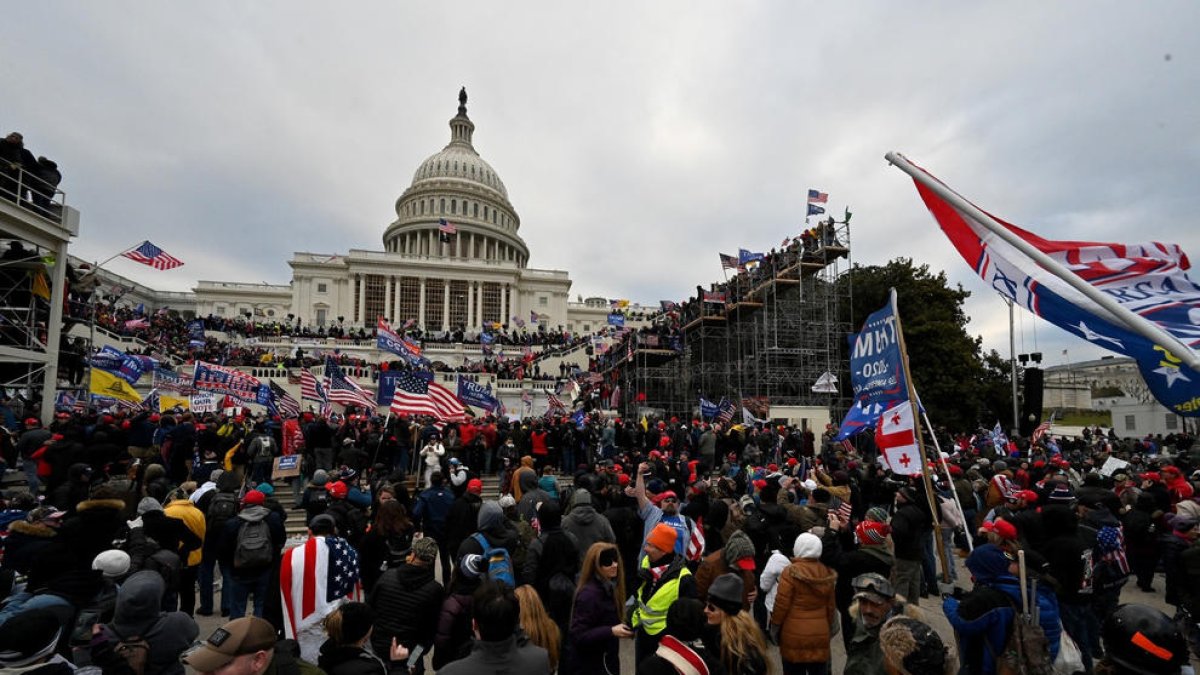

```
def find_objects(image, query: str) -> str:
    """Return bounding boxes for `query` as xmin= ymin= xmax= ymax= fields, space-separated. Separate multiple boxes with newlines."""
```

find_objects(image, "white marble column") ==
xmin=466 ymin=282 xmax=475 ymax=331
xmin=442 ymin=279 xmax=450 ymax=332
xmin=355 ymin=274 xmax=365 ymax=326
xmin=418 ymin=278 xmax=426 ymax=328
xmin=500 ymin=283 xmax=509 ymax=327
xmin=384 ymin=275 xmax=394 ymax=323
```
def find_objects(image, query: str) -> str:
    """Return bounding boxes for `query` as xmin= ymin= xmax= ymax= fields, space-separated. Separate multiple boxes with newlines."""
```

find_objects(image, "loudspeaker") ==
xmin=1019 ymin=367 xmax=1044 ymax=437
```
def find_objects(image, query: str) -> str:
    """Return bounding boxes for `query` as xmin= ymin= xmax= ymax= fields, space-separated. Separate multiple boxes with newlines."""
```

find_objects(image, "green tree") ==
xmin=838 ymin=258 xmax=1000 ymax=432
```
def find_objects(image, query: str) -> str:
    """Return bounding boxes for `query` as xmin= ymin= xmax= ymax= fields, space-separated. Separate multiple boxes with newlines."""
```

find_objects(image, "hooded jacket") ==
xmin=95 ymin=571 xmax=198 ymax=675
xmin=516 ymin=470 xmax=551 ymax=525
xmin=942 ymin=545 xmax=1061 ymax=675
xmin=436 ymin=634 xmax=550 ymax=675
xmin=769 ymin=558 xmax=837 ymax=664
xmin=562 ymin=490 xmax=615 ymax=560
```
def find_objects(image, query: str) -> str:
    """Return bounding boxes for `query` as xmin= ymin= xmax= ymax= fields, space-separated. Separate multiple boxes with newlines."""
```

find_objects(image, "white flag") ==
xmin=876 ymin=401 xmax=922 ymax=476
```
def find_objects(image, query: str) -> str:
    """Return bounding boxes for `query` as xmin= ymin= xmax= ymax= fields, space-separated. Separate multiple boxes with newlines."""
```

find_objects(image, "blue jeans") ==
xmin=198 ymin=557 xmax=233 ymax=614
xmin=1060 ymin=601 xmax=1098 ymax=673
xmin=228 ymin=572 xmax=270 ymax=619
xmin=22 ymin=459 xmax=39 ymax=495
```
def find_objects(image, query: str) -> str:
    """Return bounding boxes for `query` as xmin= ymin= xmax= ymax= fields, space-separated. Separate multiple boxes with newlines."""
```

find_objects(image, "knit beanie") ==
xmin=646 ymin=523 xmax=678 ymax=554
xmin=256 ymin=482 xmax=275 ymax=497
xmin=866 ymin=506 xmax=890 ymax=523
xmin=722 ymin=531 xmax=756 ymax=570
xmin=792 ymin=532 xmax=823 ymax=559
xmin=467 ymin=478 xmax=483 ymax=495
xmin=965 ymin=544 xmax=1012 ymax=585
xmin=312 ymin=469 xmax=330 ymax=486
xmin=93 ymin=549 xmax=132 ymax=579
xmin=137 ymin=497 xmax=163 ymax=515
xmin=707 ymin=573 xmax=744 ymax=615
xmin=856 ymin=519 xmax=891 ymax=546
xmin=242 ymin=490 xmax=266 ymax=506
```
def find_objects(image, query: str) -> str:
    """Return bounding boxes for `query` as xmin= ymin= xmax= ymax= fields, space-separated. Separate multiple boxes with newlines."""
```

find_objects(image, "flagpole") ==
xmin=922 ymin=410 xmax=974 ymax=552
xmin=885 ymin=151 xmax=1200 ymax=370
xmin=889 ymin=288 xmax=952 ymax=584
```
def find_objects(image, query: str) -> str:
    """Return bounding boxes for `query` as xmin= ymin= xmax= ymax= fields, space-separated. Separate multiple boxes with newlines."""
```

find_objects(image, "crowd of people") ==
xmin=1 ymin=398 xmax=1197 ymax=675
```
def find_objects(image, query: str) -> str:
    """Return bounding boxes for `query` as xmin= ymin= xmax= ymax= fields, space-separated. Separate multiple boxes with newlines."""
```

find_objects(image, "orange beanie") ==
xmin=646 ymin=523 xmax=678 ymax=553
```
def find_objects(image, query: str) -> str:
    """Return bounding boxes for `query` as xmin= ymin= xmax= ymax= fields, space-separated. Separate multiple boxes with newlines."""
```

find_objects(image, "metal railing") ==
xmin=0 ymin=163 xmax=66 ymax=225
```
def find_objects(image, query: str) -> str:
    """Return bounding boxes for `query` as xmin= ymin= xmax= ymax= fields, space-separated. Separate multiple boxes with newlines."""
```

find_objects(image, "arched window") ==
xmin=451 ymin=200 xmax=457 ymax=214
xmin=440 ymin=199 xmax=445 ymax=214
xmin=473 ymin=203 xmax=479 ymax=218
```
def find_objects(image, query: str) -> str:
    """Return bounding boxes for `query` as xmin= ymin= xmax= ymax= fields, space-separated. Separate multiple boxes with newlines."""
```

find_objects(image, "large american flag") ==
xmin=121 ymin=240 xmax=184 ymax=270
xmin=281 ymin=535 xmax=362 ymax=640
xmin=719 ymin=253 xmax=740 ymax=272
xmin=299 ymin=368 xmax=328 ymax=403
xmin=270 ymin=381 xmax=301 ymax=418
xmin=325 ymin=359 xmax=377 ymax=411
xmin=686 ymin=517 xmax=706 ymax=561
xmin=390 ymin=371 xmax=466 ymax=422
xmin=545 ymin=391 xmax=567 ymax=413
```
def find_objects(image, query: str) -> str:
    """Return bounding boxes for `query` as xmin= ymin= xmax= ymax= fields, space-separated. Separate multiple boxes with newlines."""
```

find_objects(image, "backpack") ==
xmin=991 ymin=551 xmax=1054 ymax=675
xmin=252 ymin=436 xmax=274 ymax=463
xmin=111 ymin=630 xmax=151 ymax=675
xmin=233 ymin=517 xmax=272 ymax=569
xmin=207 ymin=491 xmax=239 ymax=527
xmin=471 ymin=532 xmax=516 ymax=588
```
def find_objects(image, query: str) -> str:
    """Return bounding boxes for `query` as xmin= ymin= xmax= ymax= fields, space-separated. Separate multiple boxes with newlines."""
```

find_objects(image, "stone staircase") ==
xmin=279 ymin=471 xmax=507 ymax=537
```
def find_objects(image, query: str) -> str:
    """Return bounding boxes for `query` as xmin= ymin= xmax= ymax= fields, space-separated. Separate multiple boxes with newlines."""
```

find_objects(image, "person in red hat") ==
xmin=16 ymin=416 xmax=50 ymax=494
xmin=218 ymin=489 xmax=285 ymax=619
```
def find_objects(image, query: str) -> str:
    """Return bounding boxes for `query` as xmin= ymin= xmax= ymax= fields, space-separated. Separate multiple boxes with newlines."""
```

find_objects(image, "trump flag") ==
xmin=893 ymin=154 xmax=1200 ymax=416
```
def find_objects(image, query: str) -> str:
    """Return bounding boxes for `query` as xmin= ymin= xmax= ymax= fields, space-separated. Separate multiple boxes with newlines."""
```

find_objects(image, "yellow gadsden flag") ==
xmin=159 ymin=394 xmax=190 ymax=412
xmin=89 ymin=369 xmax=143 ymax=404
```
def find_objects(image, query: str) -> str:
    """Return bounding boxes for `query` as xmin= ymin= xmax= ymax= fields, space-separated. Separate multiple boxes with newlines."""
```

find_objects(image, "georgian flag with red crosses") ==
xmin=876 ymin=400 xmax=922 ymax=476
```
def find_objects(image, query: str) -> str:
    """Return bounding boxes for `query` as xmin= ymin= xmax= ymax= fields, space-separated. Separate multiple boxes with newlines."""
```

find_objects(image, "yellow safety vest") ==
xmin=631 ymin=557 xmax=691 ymax=636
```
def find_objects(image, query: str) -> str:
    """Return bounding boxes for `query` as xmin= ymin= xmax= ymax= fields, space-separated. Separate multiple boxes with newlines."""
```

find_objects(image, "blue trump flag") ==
xmin=738 ymin=249 xmax=764 ymax=267
xmin=457 ymin=376 xmax=500 ymax=412
xmin=836 ymin=291 xmax=910 ymax=440
xmin=607 ymin=313 xmax=625 ymax=327
xmin=699 ymin=397 xmax=718 ymax=420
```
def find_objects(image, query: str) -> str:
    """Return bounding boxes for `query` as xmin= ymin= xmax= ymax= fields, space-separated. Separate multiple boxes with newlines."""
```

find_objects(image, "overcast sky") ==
xmin=5 ymin=2 xmax=1198 ymax=367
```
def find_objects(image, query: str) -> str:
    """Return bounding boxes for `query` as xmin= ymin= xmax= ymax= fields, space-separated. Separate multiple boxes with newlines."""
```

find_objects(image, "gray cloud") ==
xmin=6 ymin=2 xmax=1198 ymax=369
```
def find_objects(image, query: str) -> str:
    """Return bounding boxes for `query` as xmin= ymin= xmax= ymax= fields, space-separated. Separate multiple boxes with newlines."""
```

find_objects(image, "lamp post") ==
xmin=1006 ymin=297 xmax=1019 ymax=433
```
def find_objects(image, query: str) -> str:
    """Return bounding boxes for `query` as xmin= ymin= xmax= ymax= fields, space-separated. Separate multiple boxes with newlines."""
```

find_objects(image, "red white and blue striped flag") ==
xmin=325 ymin=359 xmax=377 ymax=411
xmin=281 ymin=535 xmax=362 ymax=641
xmin=299 ymin=368 xmax=328 ymax=403
xmin=121 ymin=240 xmax=184 ymax=270
xmin=807 ymin=189 xmax=828 ymax=204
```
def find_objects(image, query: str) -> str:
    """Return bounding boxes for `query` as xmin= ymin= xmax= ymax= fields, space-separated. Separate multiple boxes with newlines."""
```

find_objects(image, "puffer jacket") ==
xmin=367 ymin=562 xmax=443 ymax=657
xmin=943 ymin=577 xmax=1061 ymax=675
xmin=769 ymin=558 xmax=837 ymax=664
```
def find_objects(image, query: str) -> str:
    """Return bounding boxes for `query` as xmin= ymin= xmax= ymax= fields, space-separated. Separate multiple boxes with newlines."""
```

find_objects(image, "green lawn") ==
xmin=1049 ymin=410 xmax=1112 ymax=427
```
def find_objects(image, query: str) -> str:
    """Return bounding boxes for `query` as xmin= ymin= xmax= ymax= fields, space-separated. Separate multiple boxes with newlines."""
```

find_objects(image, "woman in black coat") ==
xmin=567 ymin=542 xmax=633 ymax=675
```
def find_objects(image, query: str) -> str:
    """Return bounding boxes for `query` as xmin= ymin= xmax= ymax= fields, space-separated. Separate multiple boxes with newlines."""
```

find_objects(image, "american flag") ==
xmin=702 ymin=291 xmax=726 ymax=304
xmin=390 ymin=371 xmax=466 ymax=422
xmin=281 ymin=535 xmax=362 ymax=641
xmin=325 ymin=359 xmax=378 ymax=411
xmin=124 ymin=317 xmax=150 ymax=330
xmin=719 ymin=253 xmax=739 ymax=271
xmin=807 ymin=189 xmax=828 ymax=204
xmin=686 ymin=517 xmax=706 ymax=561
xmin=300 ymin=368 xmax=328 ymax=403
xmin=530 ymin=310 xmax=538 ymax=325
xmin=609 ymin=384 xmax=621 ymax=409
xmin=1032 ymin=411 xmax=1057 ymax=444
xmin=546 ymin=391 xmax=567 ymax=413
xmin=715 ymin=398 xmax=736 ymax=425
xmin=438 ymin=218 xmax=457 ymax=235
xmin=270 ymin=381 xmax=301 ymax=418
xmin=121 ymin=241 xmax=184 ymax=270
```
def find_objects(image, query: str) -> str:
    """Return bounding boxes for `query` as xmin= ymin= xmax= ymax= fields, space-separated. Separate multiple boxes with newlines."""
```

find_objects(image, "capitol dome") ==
xmin=383 ymin=89 xmax=530 ymax=268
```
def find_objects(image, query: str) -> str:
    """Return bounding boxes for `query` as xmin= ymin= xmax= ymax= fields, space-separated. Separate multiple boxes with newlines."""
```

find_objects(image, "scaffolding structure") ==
xmin=611 ymin=218 xmax=854 ymax=422
xmin=0 ymin=165 xmax=79 ymax=424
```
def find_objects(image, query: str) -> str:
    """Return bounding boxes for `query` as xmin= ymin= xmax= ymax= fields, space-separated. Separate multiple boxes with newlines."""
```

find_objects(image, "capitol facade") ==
xmin=185 ymin=90 xmax=623 ymax=335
